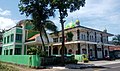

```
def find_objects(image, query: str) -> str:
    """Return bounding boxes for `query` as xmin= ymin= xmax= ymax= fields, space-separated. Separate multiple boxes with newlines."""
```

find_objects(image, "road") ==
xmin=58 ymin=63 xmax=120 ymax=71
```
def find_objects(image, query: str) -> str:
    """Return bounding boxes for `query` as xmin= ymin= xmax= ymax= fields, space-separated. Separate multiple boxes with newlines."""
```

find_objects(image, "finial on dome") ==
xmin=75 ymin=19 xmax=80 ymax=26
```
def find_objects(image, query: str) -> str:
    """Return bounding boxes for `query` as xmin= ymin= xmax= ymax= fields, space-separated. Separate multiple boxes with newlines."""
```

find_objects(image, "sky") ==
xmin=0 ymin=0 xmax=120 ymax=36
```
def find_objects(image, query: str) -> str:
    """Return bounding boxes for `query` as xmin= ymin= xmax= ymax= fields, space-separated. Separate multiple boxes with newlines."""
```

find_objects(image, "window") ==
xmin=82 ymin=49 xmax=87 ymax=54
xmin=6 ymin=50 xmax=8 ymax=55
xmin=92 ymin=36 xmax=94 ymax=41
xmin=16 ymin=34 xmax=22 ymax=41
xmin=4 ymin=37 xmax=6 ymax=44
xmin=11 ymin=34 xmax=14 ymax=42
xmin=15 ymin=48 xmax=21 ymax=55
xmin=68 ymin=49 xmax=72 ymax=54
xmin=90 ymin=35 xmax=91 ymax=40
xmin=53 ymin=38 xmax=58 ymax=42
xmin=10 ymin=49 xmax=13 ymax=55
xmin=83 ymin=34 xmax=86 ymax=40
xmin=97 ymin=48 xmax=101 ymax=51
xmin=4 ymin=50 xmax=5 ymax=55
xmin=60 ymin=37 xmax=62 ymax=42
xmin=7 ymin=36 xmax=10 ymax=43
xmin=53 ymin=47 xmax=58 ymax=54
xmin=81 ymin=34 xmax=83 ymax=40
xmin=89 ymin=49 xmax=93 ymax=56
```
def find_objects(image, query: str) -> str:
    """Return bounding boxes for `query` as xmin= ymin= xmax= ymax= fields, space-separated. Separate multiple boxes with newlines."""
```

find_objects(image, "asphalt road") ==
xmin=59 ymin=63 xmax=120 ymax=71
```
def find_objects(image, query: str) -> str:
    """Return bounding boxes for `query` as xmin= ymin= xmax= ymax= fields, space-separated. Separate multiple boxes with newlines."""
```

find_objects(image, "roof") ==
xmin=109 ymin=46 xmax=120 ymax=51
xmin=50 ymin=25 xmax=114 ymax=36
xmin=28 ymin=34 xmax=40 ymax=40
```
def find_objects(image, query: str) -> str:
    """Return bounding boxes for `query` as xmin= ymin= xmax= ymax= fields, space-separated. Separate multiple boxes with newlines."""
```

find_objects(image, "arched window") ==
xmin=82 ymin=48 xmax=87 ymax=54
xmin=60 ymin=47 xmax=67 ymax=55
xmin=68 ymin=49 xmax=72 ymax=54
xmin=53 ymin=47 xmax=58 ymax=55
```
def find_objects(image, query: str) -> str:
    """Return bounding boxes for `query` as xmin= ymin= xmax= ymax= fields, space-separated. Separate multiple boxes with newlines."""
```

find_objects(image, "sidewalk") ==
xmin=78 ymin=59 xmax=120 ymax=66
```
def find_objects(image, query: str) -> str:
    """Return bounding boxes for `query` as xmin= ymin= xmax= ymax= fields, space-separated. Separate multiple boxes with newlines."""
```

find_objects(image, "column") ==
xmin=88 ymin=44 xmax=90 ymax=58
xmin=101 ymin=34 xmax=104 ymax=59
xmin=102 ymin=45 xmax=104 ymax=59
xmin=22 ymin=25 xmax=25 ymax=55
xmin=77 ymin=43 xmax=80 ymax=54
xmin=94 ymin=44 xmax=98 ymax=59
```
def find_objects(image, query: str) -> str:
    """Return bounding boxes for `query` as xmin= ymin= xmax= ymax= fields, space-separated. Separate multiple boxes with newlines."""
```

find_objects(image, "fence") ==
xmin=0 ymin=55 xmax=40 ymax=67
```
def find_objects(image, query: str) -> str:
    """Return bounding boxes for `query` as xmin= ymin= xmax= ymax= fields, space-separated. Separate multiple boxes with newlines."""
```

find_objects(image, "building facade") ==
xmin=50 ymin=20 xmax=114 ymax=60
xmin=2 ymin=20 xmax=115 ymax=60
xmin=0 ymin=31 xmax=3 ymax=55
xmin=2 ymin=27 xmax=23 ymax=55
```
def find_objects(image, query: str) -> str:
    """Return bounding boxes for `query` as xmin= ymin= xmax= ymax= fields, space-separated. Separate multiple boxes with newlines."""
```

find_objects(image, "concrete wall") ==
xmin=0 ymin=55 xmax=40 ymax=67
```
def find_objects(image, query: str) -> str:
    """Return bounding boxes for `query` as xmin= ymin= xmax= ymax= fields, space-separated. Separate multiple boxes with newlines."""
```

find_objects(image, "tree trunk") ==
xmin=43 ymin=27 xmax=49 ymax=44
xmin=39 ymin=30 xmax=46 ymax=52
xmin=59 ymin=9 xmax=65 ymax=65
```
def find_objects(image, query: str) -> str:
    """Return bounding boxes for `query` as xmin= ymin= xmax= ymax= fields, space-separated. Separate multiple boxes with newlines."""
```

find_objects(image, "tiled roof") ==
xmin=109 ymin=46 xmax=120 ymax=51
xmin=28 ymin=34 xmax=39 ymax=40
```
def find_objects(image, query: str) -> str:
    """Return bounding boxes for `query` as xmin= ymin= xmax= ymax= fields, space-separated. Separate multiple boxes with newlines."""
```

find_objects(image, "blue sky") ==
xmin=0 ymin=0 xmax=120 ymax=36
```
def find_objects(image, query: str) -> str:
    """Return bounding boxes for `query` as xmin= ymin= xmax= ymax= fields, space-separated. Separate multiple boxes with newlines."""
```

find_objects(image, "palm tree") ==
xmin=18 ymin=0 xmax=57 ymax=52
xmin=18 ymin=19 xmax=57 ymax=52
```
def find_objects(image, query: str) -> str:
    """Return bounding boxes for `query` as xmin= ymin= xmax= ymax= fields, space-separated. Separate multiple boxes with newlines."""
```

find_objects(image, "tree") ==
xmin=50 ymin=0 xmax=85 ymax=65
xmin=18 ymin=0 xmax=57 ymax=52
xmin=66 ymin=32 xmax=73 ymax=41
xmin=112 ymin=35 xmax=120 ymax=45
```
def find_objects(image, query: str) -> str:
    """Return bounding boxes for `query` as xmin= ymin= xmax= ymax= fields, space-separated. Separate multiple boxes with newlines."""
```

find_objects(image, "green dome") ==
xmin=69 ymin=21 xmax=75 ymax=27
xmin=65 ymin=24 xmax=70 ymax=29
xmin=65 ymin=21 xmax=75 ymax=29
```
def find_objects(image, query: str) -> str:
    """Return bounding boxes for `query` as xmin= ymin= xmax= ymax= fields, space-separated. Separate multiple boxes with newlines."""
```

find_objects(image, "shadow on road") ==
xmin=65 ymin=64 xmax=110 ymax=69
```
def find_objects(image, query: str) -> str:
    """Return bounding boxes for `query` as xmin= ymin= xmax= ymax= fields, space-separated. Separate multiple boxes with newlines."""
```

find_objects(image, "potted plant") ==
xmin=83 ymin=54 xmax=89 ymax=63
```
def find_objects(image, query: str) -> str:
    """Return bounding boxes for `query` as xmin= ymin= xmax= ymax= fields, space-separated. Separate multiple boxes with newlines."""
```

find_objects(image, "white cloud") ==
xmin=0 ymin=17 xmax=16 ymax=30
xmin=64 ymin=0 xmax=120 ymax=35
xmin=0 ymin=8 xmax=11 ymax=16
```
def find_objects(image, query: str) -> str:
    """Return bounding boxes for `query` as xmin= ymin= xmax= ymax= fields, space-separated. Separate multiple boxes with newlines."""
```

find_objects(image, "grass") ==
xmin=0 ymin=62 xmax=19 ymax=71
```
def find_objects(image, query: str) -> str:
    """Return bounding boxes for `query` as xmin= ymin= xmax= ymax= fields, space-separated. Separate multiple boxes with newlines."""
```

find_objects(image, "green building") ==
xmin=2 ymin=27 xmax=23 ymax=55
xmin=0 ymin=31 xmax=3 ymax=55
xmin=2 ymin=20 xmax=39 ymax=55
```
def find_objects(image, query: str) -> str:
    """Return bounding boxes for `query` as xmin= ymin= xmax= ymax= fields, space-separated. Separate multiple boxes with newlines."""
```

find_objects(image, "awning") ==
xmin=52 ymin=40 xmax=98 ymax=46
xmin=24 ymin=41 xmax=42 ymax=45
xmin=52 ymin=40 xmax=115 ymax=47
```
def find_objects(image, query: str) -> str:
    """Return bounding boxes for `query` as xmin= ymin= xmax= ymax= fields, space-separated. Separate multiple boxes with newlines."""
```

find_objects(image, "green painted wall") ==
xmin=2 ymin=27 xmax=23 ymax=55
xmin=16 ymin=28 xmax=22 ymax=34
xmin=0 ymin=55 xmax=41 ymax=67
xmin=27 ymin=30 xmax=39 ymax=39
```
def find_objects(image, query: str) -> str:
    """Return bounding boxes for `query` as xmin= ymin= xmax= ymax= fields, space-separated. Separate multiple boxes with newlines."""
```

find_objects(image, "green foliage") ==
xmin=66 ymin=32 xmax=73 ymax=41
xmin=27 ymin=46 xmax=47 ymax=57
xmin=18 ymin=0 xmax=58 ymax=51
xmin=50 ymin=0 xmax=85 ymax=18
xmin=112 ymin=34 xmax=120 ymax=45
xmin=50 ymin=0 xmax=85 ymax=65
xmin=0 ymin=62 xmax=19 ymax=71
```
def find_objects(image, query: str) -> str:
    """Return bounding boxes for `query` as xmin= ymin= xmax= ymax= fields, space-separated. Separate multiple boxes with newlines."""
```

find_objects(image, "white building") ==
xmin=48 ymin=20 xmax=114 ymax=59
xmin=11 ymin=20 xmax=114 ymax=60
